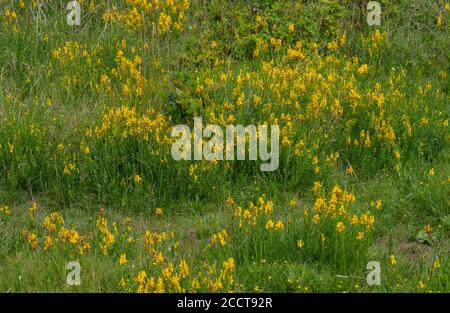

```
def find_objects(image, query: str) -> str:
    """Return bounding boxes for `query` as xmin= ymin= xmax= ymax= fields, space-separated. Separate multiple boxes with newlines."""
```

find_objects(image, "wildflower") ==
xmin=212 ymin=228 xmax=228 ymax=246
xmin=225 ymin=197 xmax=235 ymax=207
xmin=223 ymin=258 xmax=235 ymax=271
xmin=43 ymin=217 xmax=56 ymax=232
xmin=288 ymin=24 xmax=295 ymax=33
xmin=134 ymin=174 xmax=142 ymax=184
xmin=297 ymin=239 xmax=304 ymax=249
xmin=433 ymin=258 xmax=440 ymax=269
xmin=336 ymin=221 xmax=345 ymax=233
xmin=154 ymin=251 xmax=164 ymax=265
xmin=313 ymin=214 xmax=320 ymax=224
xmin=155 ymin=277 xmax=165 ymax=293
xmin=357 ymin=64 xmax=369 ymax=75
xmin=28 ymin=202 xmax=38 ymax=220
xmin=0 ymin=205 xmax=11 ymax=216
xmin=312 ymin=181 xmax=322 ymax=193
xmin=374 ymin=200 xmax=382 ymax=210
xmin=179 ymin=259 xmax=189 ymax=278
xmin=356 ymin=232 xmax=365 ymax=240
xmin=135 ymin=271 xmax=147 ymax=284
xmin=191 ymin=277 xmax=201 ymax=289
xmin=346 ymin=165 xmax=354 ymax=175
xmin=428 ymin=168 xmax=435 ymax=177
xmin=119 ymin=253 xmax=127 ymax=265
xmin=155 ymin=207 xmax=163 ymax=218
xmin=274 ymin=220 xmax=284 ymax=230
xmin=424 ymin=224 xmax=432 ymax=235
xmin=265 ymin=219 xmax=274 ymax=229
xmin=389 ymin=255 xmax=396 ymax=266
xmin=289 ymin=198 xmax=298 ymax=207
xmin=44 ymin=236 xmax=53 ymax=251
xmin=169 ymin=274 xmax=182 ymax=292
xmin=418 ymin=280 xmax=425 ymax=289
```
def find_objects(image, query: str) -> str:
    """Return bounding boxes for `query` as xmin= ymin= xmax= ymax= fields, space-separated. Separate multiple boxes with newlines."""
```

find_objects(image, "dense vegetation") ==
xmin=0 ymin=0 xmax=448 ymax=292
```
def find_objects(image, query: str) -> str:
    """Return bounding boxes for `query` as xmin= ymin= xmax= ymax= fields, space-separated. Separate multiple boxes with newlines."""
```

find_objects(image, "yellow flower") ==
xmin=155 ymin=207 xmax=163 ymax=218
xmin=223 ymin=257 xmax=235 ymax=271
xmin=44 ymin=236 xmax=53 ymax=251
xmin=312 ymin=181 xmax=322 ymax=193
xmin=211 ymin=228 xmax=228 ymax=246
xmin=135 ymin=271 xmax=147 ymax=284
xmin=418 ymin=280 xmax=425 ymax=289
xmin=288 ymin=24 xmax=295 ymax=33
xmin=274 ymin=220 xmax=284 ymax=230
xmin=154 ymin=251 xmax=164 ymax=265
xmin=428 ymin=168 xmax=435 ymax=177
xmin=134 ymin=174 xmax=142 ymax=184
xmin=28 ymin=202 xmax=38 ymax=220
xmin=350 ymin=214 xmax=359 ymax=225
xmin=179 ymin=259 xmax=189 ymax=278
xmin=357 ymin=64 xmax=369 ymax=75
xmin=191 ymin=277 xmax=201 ymax=289
xmin=433 ymin=258 xmax=440 ymax=269
xmin=356 ymin=232 xmax=365 ymax=240
xmin=313 ymin=214 xmax=320 ymax=224
xmin=297 ymin=239 xmax=304 ymax=249
xmin=289 ymin=198 xmax=298 ymax=207
xmin=424 ymin=224 xmax=432 ymax=235
xmin=119 ymin=253 xmax=127 ymax=265
xmin=265 ymin=219 xmax=274 ymax=229
xmin=346 ymin=165 xmax=354 ymax=175
xmin=389 ymin=255 xmax=396 ymax=266
xmin=336 ymin=221 xmax=345 ymax=233
xmin=374 ymin=199 xmax=382 ymax=210
xmin=0 ymin=205 xmax=11 ymax=216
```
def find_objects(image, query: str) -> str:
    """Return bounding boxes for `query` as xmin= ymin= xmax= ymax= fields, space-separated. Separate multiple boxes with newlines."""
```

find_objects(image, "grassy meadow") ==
xmin=0 ymin=0 xmax=449 ymax=292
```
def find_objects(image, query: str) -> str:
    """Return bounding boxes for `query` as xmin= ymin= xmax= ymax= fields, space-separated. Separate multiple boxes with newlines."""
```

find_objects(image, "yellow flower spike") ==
xmin=336 ymin=221 xmax=346 ymax=233
xmin=44 ymin=236 xmax=53 ymax=251
xmin=119 ymin=253 xmax=127 ymax=266
xmin=179 ymin=259 xmax=189 ymax=278
xmin=274 ymin=220 xmax=284 ymax=230
xmin=346 ymin=165 xmax=354 ymax=175
xmin=155 ymin=207 xmax=163 ymax=218
xmin=133 ymin=174 xmax=142 ymax=184
xmin=389 ymin=255 xmax=397 ymax=266
xmin=154 ymin=251 xmax=164 ymax=265
xmin=28 ymin=202 xmax=38 ymax=220
xmin=424 ymin=224 xmax=432 ymax=235
xmin=265 ymin=219 xmax=274 ymax=230
xmin=433 ymin=258 xmax=440 ymax=269
xmin=357 ymin=64 xmax=369 ymax=75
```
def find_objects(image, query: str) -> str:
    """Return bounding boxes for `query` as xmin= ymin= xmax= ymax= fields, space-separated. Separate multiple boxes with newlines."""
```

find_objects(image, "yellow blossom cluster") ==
xmin=102 ymin=0 xmax=190 ymax=34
